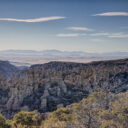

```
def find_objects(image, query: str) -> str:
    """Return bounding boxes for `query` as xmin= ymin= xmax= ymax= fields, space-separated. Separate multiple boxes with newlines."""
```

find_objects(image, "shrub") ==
xmin=12 ymin=111 xmax=39 ymax=128
xmin=0 ymin=113 xmax=11 ymax=128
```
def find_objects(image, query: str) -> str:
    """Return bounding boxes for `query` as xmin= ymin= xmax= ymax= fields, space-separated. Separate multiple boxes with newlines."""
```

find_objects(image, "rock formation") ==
xmin=0 ymin=59 xmax=128 ymax=118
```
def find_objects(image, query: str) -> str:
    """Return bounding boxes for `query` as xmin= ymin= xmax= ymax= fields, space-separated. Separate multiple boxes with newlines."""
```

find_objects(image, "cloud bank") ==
xmin=68 ymin=27 xmax=94 ymax=31
xmin=94 ymin=12 xmax=128 ymax=16
xmin=0 ymin=16 xmax=66 ymax=23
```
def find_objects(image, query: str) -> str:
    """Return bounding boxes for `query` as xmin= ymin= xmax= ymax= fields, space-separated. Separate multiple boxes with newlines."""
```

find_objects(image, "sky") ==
xmin=0 ymin=0 xmax=128 ymax=53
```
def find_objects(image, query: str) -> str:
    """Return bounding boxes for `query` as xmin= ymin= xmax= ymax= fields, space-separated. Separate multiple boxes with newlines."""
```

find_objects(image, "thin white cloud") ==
xmin=94 ymin=12 xmax=128 ymax=16
xmin=57 ymin=33 xmax=80 ymax=37
xmin=108 ymin=33 xmax=128 ymax=38
xmin=0 ymin=16 xmax=66 ymax=23
xmin=89 ymin=32 xmax=128 ymax=39
xmin=57 ymin=32 xmax=128 ymax=38
xmin=68 ymin=27 xmax=94 ymax=31
xmin=89 ymin=32 xmax=109 ymax=36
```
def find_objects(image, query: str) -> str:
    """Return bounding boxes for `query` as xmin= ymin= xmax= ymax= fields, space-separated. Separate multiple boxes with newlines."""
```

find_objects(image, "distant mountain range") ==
xmin=0 ymin=50 xmax=128 ymax=66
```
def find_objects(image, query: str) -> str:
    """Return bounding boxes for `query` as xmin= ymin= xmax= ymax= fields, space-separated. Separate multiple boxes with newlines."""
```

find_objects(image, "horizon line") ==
xmin=0 ymin=49 xmax=128 ymax=54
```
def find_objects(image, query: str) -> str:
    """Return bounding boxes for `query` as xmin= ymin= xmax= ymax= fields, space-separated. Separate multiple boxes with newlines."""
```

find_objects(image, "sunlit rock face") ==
xmin=0 ymin=59 xmax=128 ymax=118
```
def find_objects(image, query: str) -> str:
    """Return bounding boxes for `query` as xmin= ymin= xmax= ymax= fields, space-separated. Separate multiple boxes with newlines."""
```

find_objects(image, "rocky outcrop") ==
xmin=0 ymin=61 xmax=17 ymax=118
xmin=0 ymin=76 xmax=9 ymax=117
xmin=1 ymin=59 xmax=128 ymax=118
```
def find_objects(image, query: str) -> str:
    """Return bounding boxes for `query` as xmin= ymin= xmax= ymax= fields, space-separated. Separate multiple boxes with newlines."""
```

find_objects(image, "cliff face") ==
xmin=1 ymin=59 xmax=128 ymax=118
xmin=0 ymin=61 xmax=17 ymax=118
xmin=0 ymin=77 xmax=9 ymax=106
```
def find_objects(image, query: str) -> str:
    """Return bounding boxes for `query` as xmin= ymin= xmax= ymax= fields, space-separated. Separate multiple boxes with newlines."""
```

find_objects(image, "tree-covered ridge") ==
xmin=0 ymin=59 xmax=128 ymax=118
xmin=5 ymin=59 xmax=128 ymax=118
xmin=42 ymin=91 xmax=128 ymax=128
xmin=0 ymin=91 xmax=128 ymax=128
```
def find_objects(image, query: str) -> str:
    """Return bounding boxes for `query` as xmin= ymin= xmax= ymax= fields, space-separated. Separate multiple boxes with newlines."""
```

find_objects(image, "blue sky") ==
xmin=0 ymin=0 xmax=128 ymax=52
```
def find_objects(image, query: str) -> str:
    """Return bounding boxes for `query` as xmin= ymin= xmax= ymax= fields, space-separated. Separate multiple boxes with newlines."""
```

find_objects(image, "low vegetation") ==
xmin=0 ymin=113 xmax=11 ymax=128
xmin=0 ymin=91 xmax=128 ymax=128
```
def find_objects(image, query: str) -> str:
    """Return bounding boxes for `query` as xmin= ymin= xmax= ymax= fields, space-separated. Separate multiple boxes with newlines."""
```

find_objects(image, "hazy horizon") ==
xmin=0 ymin=49 xmax=128 ymax=53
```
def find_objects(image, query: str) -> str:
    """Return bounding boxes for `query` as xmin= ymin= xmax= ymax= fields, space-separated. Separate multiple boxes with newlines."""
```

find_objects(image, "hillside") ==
xmin=0 ymin=91 xmax=128 ymax=128
xmin=0 ymin=61 xmax=17 ymax=119
xmin=42 ymin=91 xmax=128 ymax=128
xmin=0 ymin=58 xmax=128 ymax=118
xmin=0 ymin=61 xmax=17 ymax=79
